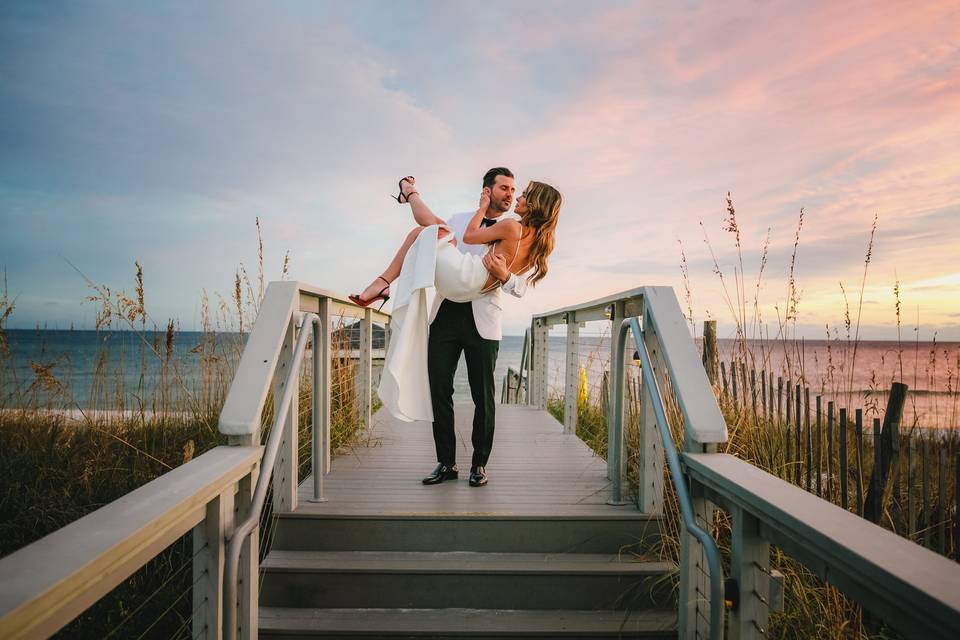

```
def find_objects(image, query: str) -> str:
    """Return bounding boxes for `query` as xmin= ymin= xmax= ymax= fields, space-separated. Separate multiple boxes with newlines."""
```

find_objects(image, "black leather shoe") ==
xmin=469 ymin=466 xmax=488 ymax=487
xmin=422 ymin=463 xmax=458 ymax=485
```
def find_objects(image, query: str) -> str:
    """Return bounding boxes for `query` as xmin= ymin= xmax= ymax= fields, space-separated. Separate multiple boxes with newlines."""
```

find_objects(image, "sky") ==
xmin=1 ymin=1 xmax=958 ymax=339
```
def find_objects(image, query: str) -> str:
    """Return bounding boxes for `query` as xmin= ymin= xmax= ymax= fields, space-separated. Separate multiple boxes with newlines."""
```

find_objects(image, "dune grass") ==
xmin=544 ymin=198 xmax=958 ymax=639
xmin=0 ymin=226 xmax=375 ymax=637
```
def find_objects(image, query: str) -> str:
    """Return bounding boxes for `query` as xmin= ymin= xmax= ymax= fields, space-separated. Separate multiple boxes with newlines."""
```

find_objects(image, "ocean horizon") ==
xmin=3 ymin=329 xmax=958 ymax=429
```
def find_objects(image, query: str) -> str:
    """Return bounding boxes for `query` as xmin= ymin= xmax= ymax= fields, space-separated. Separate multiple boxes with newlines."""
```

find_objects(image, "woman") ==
xmin=351 ymin=176 xmax=562 ymax=422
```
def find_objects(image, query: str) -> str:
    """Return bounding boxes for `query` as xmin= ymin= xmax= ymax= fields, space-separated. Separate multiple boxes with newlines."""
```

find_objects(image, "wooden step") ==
xmin=259 ymin=607 xmax=678 ymax=638
xmin=260 ymin=550 xmax=674 ymax=610
xmin=272 ymin=514 xmax=663 ymax=554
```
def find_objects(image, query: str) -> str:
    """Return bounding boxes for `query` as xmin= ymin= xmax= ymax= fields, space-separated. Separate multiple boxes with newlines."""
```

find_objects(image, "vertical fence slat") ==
xmin=954 ymin=453 xmax=959 ymax=560
xmin=856 ymin=409 xmax=864 ymax=517
xmin=761 ymin=369 xmax=768 ymax=419
xmin=908 ymin=440 xmax=917 ymax=539
xmin=840 ymin=407 xmax=848 ymax=511
xmin=795 ymin=383 xmax=802 ymax=486
xmin=827 ymin=401 xmax=835 ymax=501
xmin=769 ymin=372 xmax=775 ymax=417
xmin=805 ymin=387 xmax=812 ymax=492
xmin=938 ymin=445 xmax=947 ymax=555
xmin=785 ymin=386 xmax=792 ymax=482
xmin=777 ymin=377 xmax=783 ymax=422
xmin=731 ymin=361 xmax=739 ymax=405
xmin=720 ymin=360 xmax=729 ymax=399
xmin=751 ymin=369 xmax=757 ymax=417
xmin=816 ymin=395 xmax=823 ymax=497
xmin=922 ymin=437 xmax=930 ymax=548
xmin=872 ymin=418 xmax=882 ymax=525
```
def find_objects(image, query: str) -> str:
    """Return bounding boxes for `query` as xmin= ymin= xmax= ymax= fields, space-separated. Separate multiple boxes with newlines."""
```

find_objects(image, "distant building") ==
xmin=331 ymin=321 xmax=387 ymax=350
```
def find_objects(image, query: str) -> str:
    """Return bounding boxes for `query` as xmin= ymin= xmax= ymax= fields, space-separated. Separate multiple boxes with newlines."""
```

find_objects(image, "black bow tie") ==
xmin=480 ymin=217 xmax=496 ymax=228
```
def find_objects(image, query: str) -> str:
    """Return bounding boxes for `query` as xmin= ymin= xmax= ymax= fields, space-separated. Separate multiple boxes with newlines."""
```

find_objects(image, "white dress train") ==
xmin=377 ymin=225 xmax=491 ymax=422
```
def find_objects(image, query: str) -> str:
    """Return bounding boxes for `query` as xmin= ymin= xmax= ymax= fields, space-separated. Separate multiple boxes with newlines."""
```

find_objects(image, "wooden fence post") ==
xmin=702 ymin=320 xmax=717 ymax=385
xmin=865 ymin=383 xmax=907 ymax=522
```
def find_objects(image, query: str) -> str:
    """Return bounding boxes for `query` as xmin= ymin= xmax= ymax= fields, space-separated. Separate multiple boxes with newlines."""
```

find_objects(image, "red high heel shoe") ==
xmin=349 ymin=276 xmax=390 ymax=311
xmin=391 ymin=176 xmax=419 ymax=203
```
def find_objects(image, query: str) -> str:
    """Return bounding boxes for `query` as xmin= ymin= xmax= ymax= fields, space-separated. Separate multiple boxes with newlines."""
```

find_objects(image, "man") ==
xmin=422 ymin=167 xmax=527 ymax=487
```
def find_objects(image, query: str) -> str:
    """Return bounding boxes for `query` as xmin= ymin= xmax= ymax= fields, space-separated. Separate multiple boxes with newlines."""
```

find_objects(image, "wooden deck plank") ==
xmin=295 ymin=404 xmax=643 ymax=518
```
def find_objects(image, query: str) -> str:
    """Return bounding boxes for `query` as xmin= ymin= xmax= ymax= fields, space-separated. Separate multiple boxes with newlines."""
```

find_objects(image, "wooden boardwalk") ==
xmin=296 ymin=403 xmax=643 ymax=518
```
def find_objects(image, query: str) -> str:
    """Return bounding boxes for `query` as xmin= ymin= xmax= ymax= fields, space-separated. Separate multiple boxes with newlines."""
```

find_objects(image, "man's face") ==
xmin=488 ymin=175 xmax=516 ymax=214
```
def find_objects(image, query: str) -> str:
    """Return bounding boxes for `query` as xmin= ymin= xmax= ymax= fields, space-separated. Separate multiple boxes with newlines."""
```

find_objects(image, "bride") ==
xmin=350 ymin=176 xmax=562 ymax=422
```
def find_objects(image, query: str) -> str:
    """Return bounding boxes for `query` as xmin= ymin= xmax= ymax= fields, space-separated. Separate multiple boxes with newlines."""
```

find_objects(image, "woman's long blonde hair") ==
xmin=522 ymin=181 xmax=562 ymax=286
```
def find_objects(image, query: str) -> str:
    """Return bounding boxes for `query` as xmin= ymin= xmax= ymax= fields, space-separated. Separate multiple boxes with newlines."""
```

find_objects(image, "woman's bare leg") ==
xmin=402 ymin=179 xmax=446 ymax=226
xmin=357 ymin=224 xmax=455 ymax=301
xmin=357 ymin=227 xmax=424 ymax=301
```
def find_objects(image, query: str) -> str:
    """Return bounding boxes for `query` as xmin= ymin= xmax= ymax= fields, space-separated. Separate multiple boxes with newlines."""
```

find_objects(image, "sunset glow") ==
xmin=1 ymin=1 xmax=958 ymax=338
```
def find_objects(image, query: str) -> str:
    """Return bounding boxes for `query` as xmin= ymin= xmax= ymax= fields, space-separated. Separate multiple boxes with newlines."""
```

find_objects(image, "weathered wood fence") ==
xmin=701 ymin=323 xmax=960 ymax=561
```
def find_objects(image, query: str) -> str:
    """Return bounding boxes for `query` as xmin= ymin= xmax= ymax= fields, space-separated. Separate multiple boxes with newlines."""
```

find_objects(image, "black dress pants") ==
xmin=428 ymin=299 xmax=499 ymax=470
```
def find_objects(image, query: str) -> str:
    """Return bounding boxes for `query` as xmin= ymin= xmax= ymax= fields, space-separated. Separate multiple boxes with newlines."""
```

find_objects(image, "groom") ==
xmin=422 ymin=167 xmax=527 ymax=487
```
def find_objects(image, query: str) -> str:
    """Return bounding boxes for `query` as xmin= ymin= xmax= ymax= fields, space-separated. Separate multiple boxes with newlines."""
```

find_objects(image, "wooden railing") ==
xmin=0 ymin=446 xmax=261 ymax=640
xmin=521 ymin=285 xmax=960 ymax=640
xmin=0 ymin=280 xmax=389 ymax=640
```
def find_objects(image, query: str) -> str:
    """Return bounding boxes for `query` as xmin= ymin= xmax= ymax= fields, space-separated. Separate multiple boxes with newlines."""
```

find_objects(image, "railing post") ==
xmin=317 ymin=298 xmax=332 ymax=478
xmin=519 ymin=328 xmax=530 ymax=403
xmin=563 ymin=311 xmax=580 ymax=435
xmin=730 ymin=505 xmax=770 ymax=640
xmin=358 ymin=307 xmax=373 ymax=431
xmin=679 ymin=479 xmax=719 ymax=639
xmin=607 ymin=301 xmax=625 ymax=481
xmin=235 ymin=469 xmax=258 ymax=640
xmin=530 ymin=318 xmax=549 ymax=409
xmin=193 ymin=484 xmax=235 ymax=639
xmin=272 ymin=317 xmax=298 ymax=513
xmin=638 ymin=310 xmax=665 ymax=515
xmin=607 ymin=319 xmax=629 ymax=505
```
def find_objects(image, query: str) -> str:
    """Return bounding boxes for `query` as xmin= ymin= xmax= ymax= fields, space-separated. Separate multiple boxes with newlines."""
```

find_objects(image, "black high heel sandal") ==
xmin=349 ymin=276 xmax=391 ymax=311
xmin=391 ymin=176 xmax=419 ymax=203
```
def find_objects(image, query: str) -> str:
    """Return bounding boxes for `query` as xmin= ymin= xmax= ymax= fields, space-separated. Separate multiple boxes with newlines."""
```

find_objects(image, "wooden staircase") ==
xmin=259 ymin=512 xmax=674 ymax=638
xmin=257 ymin=405 xmax=677 ymax=638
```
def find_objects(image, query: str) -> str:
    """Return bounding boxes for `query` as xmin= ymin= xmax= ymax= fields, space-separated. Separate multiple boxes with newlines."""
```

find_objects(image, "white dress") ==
xmin=377 ymin=225 xmax=493 ymax=422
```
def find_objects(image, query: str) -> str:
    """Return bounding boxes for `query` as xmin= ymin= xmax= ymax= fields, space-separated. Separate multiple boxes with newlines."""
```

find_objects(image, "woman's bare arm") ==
xmin=463 ymin=189 xmax=521 ymax=245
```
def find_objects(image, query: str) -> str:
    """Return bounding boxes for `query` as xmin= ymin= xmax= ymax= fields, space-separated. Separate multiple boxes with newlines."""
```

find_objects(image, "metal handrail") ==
xmin=223 ymin=311 xmax=322 ymax=640
xmin=610 ymin=317 xmax=724 ymax=640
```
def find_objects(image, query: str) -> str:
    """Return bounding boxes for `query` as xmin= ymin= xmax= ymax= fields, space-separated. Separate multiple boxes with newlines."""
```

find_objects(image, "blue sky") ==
xmin=2 ymin=1 xmax=958 ymax=338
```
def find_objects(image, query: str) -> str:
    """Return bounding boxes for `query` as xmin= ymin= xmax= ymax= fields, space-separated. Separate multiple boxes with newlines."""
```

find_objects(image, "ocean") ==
xmin=3 ymin=330 xmax=958 ymax=429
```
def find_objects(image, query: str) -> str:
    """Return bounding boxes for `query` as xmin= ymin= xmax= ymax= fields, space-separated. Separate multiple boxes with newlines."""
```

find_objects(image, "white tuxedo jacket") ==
xmin=428 ymin=211 xmax=528 ymax=340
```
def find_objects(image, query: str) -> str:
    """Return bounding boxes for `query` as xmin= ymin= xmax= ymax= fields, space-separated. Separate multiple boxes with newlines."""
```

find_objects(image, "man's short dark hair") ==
xmin=483 ymin=167 xmax=514 ymax=188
